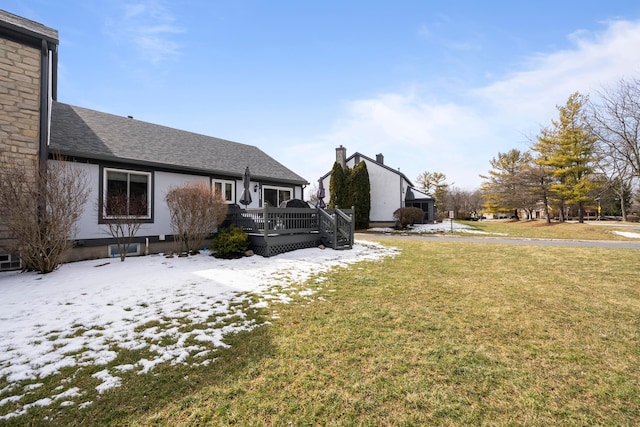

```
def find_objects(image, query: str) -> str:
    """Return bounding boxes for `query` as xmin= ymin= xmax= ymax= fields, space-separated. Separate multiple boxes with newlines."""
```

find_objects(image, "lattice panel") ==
xmin=251 ymin=239 xmax=321 ymax=257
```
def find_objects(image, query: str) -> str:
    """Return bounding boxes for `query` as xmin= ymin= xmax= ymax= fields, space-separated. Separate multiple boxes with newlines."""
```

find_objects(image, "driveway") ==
xmin=356 ymin=232 xmax=640 ymax=249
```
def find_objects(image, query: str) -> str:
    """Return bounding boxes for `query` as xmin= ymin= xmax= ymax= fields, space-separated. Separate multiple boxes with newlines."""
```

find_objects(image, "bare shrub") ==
xmin=0 ymin=157 xmax=89 ymax=273
xmin=102 ymin=193 xmax=147 ymax=262
xmin=166 ymin=182 xmax=229 ymax=255
xmin=393 ymin=207 xmax=425 ymax=229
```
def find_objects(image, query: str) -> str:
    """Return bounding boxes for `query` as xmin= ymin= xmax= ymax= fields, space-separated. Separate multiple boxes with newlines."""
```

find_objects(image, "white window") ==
xmin=108 ymin=243 xmax=141 ymax=257
xmin=212 ymin=179 xmax=235 ymax=203
xmin=0 ymin=253 xmax=21 ymax=271
xmin=263 ymin=186 xmax=292 ymax=207
xmin=103 ymin=168 xmax=152 ymax=219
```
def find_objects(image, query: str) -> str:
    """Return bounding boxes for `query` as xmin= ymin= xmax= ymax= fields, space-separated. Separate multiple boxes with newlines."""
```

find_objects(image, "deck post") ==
xmin=333 ymin=212 xmax=339 ymax=249
xmin=263 ymin=205 xmax=269 ymax=256
xmin=351 ymin=205 xmax=355 ymax=247
xmin=262 ymin=205 xmax=268 ymax=238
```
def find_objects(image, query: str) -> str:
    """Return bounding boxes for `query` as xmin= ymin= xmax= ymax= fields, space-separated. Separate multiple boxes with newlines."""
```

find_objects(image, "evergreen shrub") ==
xmin=212 ymin=226 xmax=249 ymax=258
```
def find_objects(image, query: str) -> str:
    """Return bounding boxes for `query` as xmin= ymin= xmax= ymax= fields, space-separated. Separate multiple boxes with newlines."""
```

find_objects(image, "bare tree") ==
xmin=525 ymin=161 xmax=555 ymax=223
xmin=589 ymin=78 xmax=640 ymax=179
xmin=0 ymin=157 xmax=89 ymax=273
xmin=416 ymin=171 xmax=449 ymax=212
xmin=165 ymin=182 xmax=229 ymax=255
xmin=307 ymin=183 xmax=319 ymax=205
xmin=443 ymin=186 xmax=466 ymax=219
xmin=588 ymin=79 xmax=640 ymax=221
xmin=464 ymin=189 xmax=485 ymax=219
xmin=102 ymin=193 xmax=147 ymax=262
xmin=593 ymin=148 xmax=634 ymax=221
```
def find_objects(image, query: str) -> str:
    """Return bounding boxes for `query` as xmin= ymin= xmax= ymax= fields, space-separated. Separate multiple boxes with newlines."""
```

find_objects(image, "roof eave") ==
xmin=50 ymin=149 xmax=308 ymax=186
xmin=0 ymin=10 xmax=59 ymax=47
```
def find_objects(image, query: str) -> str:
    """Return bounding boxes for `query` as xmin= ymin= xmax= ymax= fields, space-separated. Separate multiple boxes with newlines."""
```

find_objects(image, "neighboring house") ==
xmin=320 ymin=146 xmax=435 ymax=226
xmin=0 ymin=10 xmax=308 ymax=267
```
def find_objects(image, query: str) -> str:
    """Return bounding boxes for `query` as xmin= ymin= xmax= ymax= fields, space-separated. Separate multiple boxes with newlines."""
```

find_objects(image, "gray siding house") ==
xmin=0 ymin=10 xmax=308 ymax=265
xmin=50 ymin=102 xmax=308 ymax=260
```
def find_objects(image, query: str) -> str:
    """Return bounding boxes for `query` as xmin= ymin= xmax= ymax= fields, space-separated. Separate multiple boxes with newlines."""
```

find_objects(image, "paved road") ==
xmin=356 ymin=232 xmax=640 ymax=249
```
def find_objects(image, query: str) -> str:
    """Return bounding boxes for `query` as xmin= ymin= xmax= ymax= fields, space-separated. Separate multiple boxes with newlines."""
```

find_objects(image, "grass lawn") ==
xmin=4 ymin=238 xmax=640 ymax=426
xmin=456 ymin=218 xmax=639 ymax=240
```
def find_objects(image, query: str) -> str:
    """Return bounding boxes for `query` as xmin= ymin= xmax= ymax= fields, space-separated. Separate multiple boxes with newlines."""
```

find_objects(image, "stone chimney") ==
xmin=336 ymin=145 xmax=346 ymax=169
xmin=376 ymin=153 xmax=384 ymax=164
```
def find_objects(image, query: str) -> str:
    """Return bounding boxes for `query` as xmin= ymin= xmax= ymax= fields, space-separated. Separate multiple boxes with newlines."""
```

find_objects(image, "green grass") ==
xmin=456 ymin=219 xmax=638 ymax=240
xmin=3 ymin=239 xmax=640 ymax=426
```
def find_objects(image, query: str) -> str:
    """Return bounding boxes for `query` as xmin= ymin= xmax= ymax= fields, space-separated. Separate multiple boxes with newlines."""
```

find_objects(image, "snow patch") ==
xmin=0 ymin=241 xmax=397 ymax=419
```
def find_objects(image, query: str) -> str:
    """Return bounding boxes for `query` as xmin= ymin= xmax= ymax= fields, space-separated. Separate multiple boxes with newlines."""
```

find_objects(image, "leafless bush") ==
xmin=393 ymin=207 xmax=425 ymax=229
xmin=102 ymin=193 xmax=147 ymax=262
xmin=166 ymin=182 xmax=229 ymax=255
xmin=0 ymin=157 xmax=89 ymax=273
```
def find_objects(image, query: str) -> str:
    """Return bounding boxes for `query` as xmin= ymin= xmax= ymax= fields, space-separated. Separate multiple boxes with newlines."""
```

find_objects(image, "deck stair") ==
xmin=318 ymin=208 xmax=354 ymax=250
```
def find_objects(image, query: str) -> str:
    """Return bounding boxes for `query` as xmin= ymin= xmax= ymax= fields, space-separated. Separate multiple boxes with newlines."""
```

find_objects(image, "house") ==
xmin=50 ymin=102 xmax=308 ymax=261
xmin=320 ymin=146 xmax=435 ymax=227
xmin=0 ymin=10 xmax=308 ymax=267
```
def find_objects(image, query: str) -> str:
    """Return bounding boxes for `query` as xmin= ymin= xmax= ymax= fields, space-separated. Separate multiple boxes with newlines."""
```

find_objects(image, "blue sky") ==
xmin=5 ymin=1 xmax=640 ymax=192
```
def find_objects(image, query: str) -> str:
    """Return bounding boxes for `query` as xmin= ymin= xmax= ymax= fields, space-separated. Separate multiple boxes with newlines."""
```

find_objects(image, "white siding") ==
xmin=66 ymin=161 xmax=210 ymax=240
xmin=153 ymin=171 xmax=210 ymax=236
xmin=321 ymin=158 xmax=412 ymax=223
xmin=71 ymin=162 xmax=101 ymax=240
xmin=59 ymin=160 xmax=304 ymax=239
xmin=348 ymin=158 xmax=409 ymax=223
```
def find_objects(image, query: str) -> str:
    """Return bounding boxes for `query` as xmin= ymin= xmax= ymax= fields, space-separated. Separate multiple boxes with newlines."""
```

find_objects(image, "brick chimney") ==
xmin=336 ymin=145 xmax=346 ymax=169
xmin=376 ymin=153 xmax=384 ymax=164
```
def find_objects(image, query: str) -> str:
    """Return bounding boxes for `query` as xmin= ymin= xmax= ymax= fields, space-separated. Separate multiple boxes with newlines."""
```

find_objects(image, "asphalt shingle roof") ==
xmin=0 ymin=9 xmax=58 ymax=44
xmin=50 ymin=102 xmax=307 ymax=185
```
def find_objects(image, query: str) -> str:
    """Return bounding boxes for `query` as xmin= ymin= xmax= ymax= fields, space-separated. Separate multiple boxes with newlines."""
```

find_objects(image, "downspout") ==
xmin=39 ymin=39 xmax=50 ymax=176
xmin=399 ymin=168 xmax=403 ymax=209
xmin=51 ymin=43 xmax=58 ymax=101
xmin=37 ymin=39 xmax=52 ymax=223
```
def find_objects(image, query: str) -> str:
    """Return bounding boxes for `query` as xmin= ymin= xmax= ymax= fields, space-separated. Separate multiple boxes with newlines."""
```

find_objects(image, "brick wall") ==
xmin=0 ymin=36 xmax=41 ymax=253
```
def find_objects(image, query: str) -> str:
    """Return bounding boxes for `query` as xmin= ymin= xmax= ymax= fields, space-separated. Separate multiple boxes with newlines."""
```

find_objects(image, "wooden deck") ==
xmin=224 ymin=206 xmax=354 ymax=257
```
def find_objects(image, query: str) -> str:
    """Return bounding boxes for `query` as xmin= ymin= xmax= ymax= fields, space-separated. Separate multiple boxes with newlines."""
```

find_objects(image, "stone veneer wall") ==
xmin=0 ymin=36 xmax=41 ymax=255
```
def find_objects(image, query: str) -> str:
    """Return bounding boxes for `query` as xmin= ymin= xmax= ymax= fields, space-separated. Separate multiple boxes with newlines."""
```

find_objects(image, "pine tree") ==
xmin=329 ymin=162 xmax=347 ymax=208
xmin=532 ymin=92 xmax=597 ymax=222
xmin=350 ymin=161 xmax=371 ymax=229
xmin=480 ymin=149 xmax=534 ymax=219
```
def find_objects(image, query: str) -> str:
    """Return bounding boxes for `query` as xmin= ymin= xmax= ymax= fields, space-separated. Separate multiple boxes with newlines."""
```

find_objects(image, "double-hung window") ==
xmin=212 ymin=179 xmax=235 ymax=204
xmin=103 ymin=168 xmax=152 ymax=219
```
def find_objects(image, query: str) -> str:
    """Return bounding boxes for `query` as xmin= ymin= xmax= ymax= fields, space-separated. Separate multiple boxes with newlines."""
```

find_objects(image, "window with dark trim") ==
xmin=103 ymin=168 xmax=152 ymax=219
xmin=263 ymin=186 xmax=292 ymax=207
xmin=212 ymin=179 xmax=235 ymax=204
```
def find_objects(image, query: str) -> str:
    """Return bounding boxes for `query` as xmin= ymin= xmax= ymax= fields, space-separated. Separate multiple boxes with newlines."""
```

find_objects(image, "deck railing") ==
xmin=243 ymin=207 xmax=319 ymax=235
xmin=223 ymin=205 xmax=353 ymax=256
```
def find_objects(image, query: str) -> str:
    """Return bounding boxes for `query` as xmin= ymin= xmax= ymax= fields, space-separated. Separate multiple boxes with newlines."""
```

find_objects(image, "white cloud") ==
xmin=107 ymin=0 xmax=183 ymax=64
xmin=302 ymin=19 xmax=640 ymax=190
xmin=477 ymin=20 xmax=640 ymax=118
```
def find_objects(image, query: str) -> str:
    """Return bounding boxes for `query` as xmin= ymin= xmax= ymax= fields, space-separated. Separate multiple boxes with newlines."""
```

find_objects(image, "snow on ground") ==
xmin=371 ymin=222 xmax=640 ymax=238
xmin=368 ymin=221 xmax=506 ymax=235
xmin=0 ymin=241 xmax=398 ymax=420
xmin=613 ymin=230 xmax=640 ymax=238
